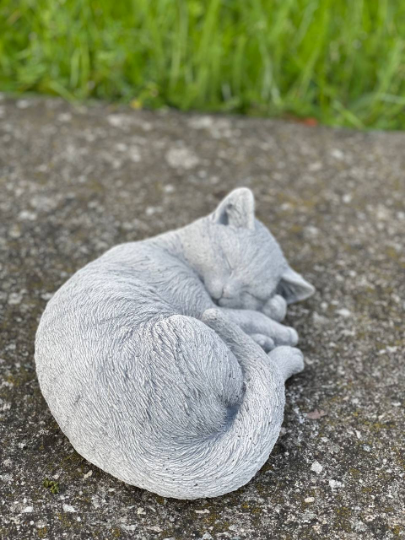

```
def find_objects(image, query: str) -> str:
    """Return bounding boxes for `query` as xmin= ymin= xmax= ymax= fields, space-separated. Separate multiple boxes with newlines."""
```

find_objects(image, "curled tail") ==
xmin=121 ymin=309 xmax=287 ymax=499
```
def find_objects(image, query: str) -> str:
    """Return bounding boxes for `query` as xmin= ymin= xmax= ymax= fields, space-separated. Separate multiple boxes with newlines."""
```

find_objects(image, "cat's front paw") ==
xmin=262 ymin=295 xmax=287 ymax=322
xmin=267 ymin=323 xmax=299 ymax=347
xmin=287 ymin=327 xmax=299 ymax=347
xmin=250 ymin=333 xmax=275 ymax=352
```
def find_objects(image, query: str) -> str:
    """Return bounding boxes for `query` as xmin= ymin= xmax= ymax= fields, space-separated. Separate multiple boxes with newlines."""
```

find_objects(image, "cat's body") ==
xmin=35 ymin=188 xmax=314 ymax=499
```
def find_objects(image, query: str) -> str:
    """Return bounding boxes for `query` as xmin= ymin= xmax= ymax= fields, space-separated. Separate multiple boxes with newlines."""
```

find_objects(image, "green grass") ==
xmin=1 ymin=0 xmax=405 ymax=129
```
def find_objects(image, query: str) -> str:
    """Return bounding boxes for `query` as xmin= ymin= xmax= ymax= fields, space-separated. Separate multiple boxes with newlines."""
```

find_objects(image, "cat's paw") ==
xmin=272 ymin=326 xmax=299 ymax=347
xmin=250 ymin=333 xmax=275 ymax=352
xmin=269 ymin=346 xmax=304 ymax=380
xmin=287 ymin=327 xmax=299 ymax=346
xmin=262 ymin=295 xmax=287 ymax=322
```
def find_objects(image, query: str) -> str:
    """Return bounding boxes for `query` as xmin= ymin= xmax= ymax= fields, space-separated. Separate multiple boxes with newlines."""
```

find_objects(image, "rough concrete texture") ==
xmin=0 ymin=95 xmax=404 ymax=539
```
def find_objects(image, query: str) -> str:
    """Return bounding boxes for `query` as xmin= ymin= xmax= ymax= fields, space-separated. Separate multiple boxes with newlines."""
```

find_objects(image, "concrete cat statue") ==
xmin=35 ymin=187 xmax=314 ymax=499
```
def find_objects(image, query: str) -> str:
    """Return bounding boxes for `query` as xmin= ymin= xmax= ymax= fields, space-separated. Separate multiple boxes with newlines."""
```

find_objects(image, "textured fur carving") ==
xmin=35 ymin=188 xmax=314 ymax=499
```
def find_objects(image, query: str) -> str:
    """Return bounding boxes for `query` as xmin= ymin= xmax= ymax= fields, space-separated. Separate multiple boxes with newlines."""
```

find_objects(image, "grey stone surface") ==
xmin=0 ymin=95 xmax=404 ymax=539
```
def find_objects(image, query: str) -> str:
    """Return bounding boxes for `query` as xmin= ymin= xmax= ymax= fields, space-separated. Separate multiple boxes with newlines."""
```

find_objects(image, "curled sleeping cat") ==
xmin=35 ymin=188 xmax=314 ymax=499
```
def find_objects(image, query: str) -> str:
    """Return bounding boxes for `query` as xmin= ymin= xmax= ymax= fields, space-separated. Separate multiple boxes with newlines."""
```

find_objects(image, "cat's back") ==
xmin=35 ymin=237 xmax=204 ymax=386
xmin=36 ymin=240 xmax=176 ymax=362
xmin=38 ymin=239 xmax=180 ymax=330
xmin=35 ymin=240 xmax=177 ymax=437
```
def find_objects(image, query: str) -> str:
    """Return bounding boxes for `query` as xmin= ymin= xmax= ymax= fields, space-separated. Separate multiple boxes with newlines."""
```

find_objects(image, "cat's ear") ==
xmin=212 ymin=188 xmax=255 ymax=230
xmin=278 ymin=266 xmax=315 ymax=304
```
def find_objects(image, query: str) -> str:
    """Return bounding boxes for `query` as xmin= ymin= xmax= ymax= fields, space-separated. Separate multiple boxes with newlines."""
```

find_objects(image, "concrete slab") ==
xmin=0 ymin=96 xmax=404 ymax=539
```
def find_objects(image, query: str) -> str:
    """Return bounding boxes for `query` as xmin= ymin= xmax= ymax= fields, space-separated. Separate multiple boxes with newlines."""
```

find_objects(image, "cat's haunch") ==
xmin=35 ymin=187 xmax=314 ymax=499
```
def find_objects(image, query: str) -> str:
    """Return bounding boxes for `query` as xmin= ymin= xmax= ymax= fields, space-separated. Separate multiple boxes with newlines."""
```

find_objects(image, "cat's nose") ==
xmin=222 ymin=285 xmax=232 ymax=298
xmin=222 ymin=281 xmax=240 ymax=298
xmin=208 ymin=279 xmax=224 ymax=301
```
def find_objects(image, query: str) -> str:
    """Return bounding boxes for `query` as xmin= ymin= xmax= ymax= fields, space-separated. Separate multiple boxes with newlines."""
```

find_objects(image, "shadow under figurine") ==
xmin=35 ymin=188 xmax=314 ymax=499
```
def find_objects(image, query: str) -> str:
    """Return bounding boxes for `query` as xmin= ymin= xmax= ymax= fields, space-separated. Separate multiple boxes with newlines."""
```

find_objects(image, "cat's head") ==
xmin=187 ymin=188 xmax=314 ymax=310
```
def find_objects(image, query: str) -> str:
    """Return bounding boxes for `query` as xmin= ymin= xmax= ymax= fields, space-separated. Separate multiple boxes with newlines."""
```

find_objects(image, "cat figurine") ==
xmin=35 ymin=187 xmax=314 ymax=499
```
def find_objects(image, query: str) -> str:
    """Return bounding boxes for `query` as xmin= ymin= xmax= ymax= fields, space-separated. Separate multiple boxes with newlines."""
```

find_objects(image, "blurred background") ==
xmin=1 ymin=0 xmax=404 ymax=130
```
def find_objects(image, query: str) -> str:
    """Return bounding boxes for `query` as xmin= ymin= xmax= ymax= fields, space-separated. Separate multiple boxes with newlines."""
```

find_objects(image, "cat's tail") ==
xmin=129 ymin=308 xmax=291 ymax=499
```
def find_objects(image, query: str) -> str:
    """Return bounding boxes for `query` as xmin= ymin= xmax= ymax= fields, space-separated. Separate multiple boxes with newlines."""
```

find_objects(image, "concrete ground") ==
xmin=0 ymin=96 xmax=404 ymax=539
